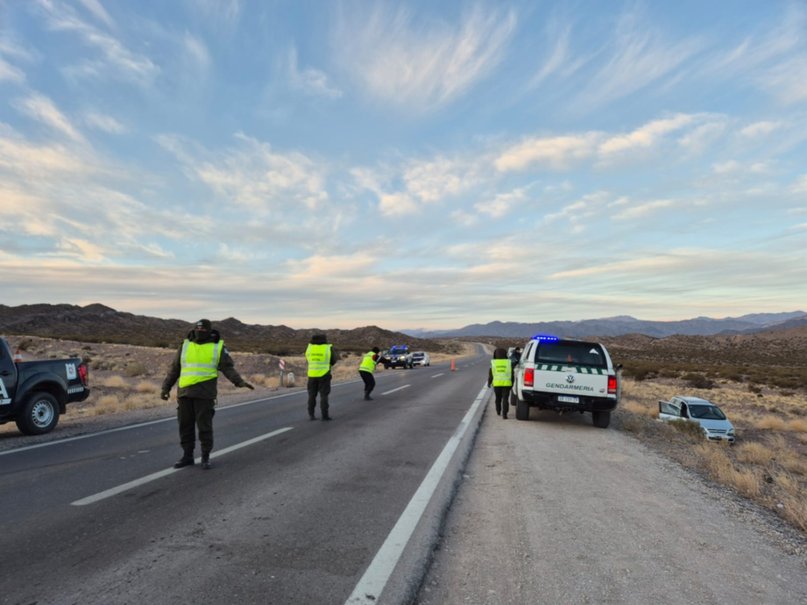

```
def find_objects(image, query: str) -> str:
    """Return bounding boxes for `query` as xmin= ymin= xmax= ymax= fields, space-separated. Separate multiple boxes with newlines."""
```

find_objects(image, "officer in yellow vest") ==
xmin=358 ymin=347 xmax=383 ymax=400
xmin=306 ymin=333 xmax=337 ymax=420
xmin=487 ymin=347 xmax=514 ymax=419
xmin=161 ymin=319 xmax=254 ymax=469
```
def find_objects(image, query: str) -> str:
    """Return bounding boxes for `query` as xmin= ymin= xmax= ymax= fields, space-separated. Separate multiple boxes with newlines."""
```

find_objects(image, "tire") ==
xmin=15 ymin=392 xmax=60 ymax=435
xmin=592 ymin=410 xmax=611 ymax=429
xmin=515 ymin=393 xmax=529 ymax=420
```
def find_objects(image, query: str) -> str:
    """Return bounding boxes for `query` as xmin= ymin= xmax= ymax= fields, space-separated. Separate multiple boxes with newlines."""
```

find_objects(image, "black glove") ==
xmin=160 ymin=391 xmax=170 ymax=401
xmin=242 ymin=382 xmax=255 ymax=390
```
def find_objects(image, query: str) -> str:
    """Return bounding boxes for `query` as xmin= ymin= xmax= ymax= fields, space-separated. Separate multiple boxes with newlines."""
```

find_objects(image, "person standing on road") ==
xmin=358 ymin=346 xmax=384 ymax=400
xmin=161 ymin=319 xmax=254 ymax=470
xmin=487 ymin=347 xmax=514 ymax=419
xmin=306 ymin=333 xmax=337 ymax=420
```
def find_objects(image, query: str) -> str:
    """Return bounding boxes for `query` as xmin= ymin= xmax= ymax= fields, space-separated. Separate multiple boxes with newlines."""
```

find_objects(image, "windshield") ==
xmin=688 ymin=404 xmax=727 ymax=420
xmin=535 ymin=341 xmax=606 ymax=368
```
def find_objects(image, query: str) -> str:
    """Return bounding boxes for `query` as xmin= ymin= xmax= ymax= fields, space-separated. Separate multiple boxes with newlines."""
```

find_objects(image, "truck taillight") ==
xmin=79 ymin=364 xmax=89 ymax=385
xmin=524 ymin=367 xmax=534 ymax=387
xmin=608 ymin=375 xmax=617 ymax=395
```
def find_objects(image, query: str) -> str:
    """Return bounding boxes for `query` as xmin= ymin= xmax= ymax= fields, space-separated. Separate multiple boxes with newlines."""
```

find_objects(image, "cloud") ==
xmin=740 ymin=121 xmax=784 ymax=138
xmin=612 ymin=198 xmax=675 ymax=220
xmin=0 ymin=127 xmax=92 ymax=176
xmin=495 ymin=133 xmax=600 ymax=172
xmin=77 ymin=0 xmax=115 ymax=29
xmin=156 ymin=132 xmax=329 ymax=212
xmin=287 ymin=48 xmax=342 ymax=99
xmin=84 ymin=111 xmax=126 ymax=134
xmin=599 ymin=113 xmax=696 ymax=156
xmin=572 ymin=7 xmax=703 ymax=110
xmin=0 ymin=57 xmax=25 ymax=83
xmin=334 ymin=3 xmax=516 ymax=111
xmin=12 ymin=93 xmax=84 ymax=141
xmin=475 ymin=186 xmax=530 ymax=219
xmin=37 ymin=0 xmax=159 ymax=87
xmin=183 ymin=32 xmax=211 ymax=71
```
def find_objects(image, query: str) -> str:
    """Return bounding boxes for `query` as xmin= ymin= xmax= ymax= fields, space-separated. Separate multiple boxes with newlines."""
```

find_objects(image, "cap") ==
xmin=195 ymin=319 xmax=212 ymax=331
xmin=372 ymin=347 xmax=380 ymax=353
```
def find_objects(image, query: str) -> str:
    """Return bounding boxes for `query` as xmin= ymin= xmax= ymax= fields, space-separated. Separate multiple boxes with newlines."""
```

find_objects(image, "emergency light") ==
xmin=531 ymin=334 xmax=559 ymax=342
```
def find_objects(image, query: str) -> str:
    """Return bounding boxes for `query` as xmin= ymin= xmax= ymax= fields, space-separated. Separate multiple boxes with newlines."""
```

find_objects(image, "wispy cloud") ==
xmin=183 ymin=32 xmax=211 ymax=72
xmin=287 ymin=48 xmax=342 ymax=99
xmin=599 ymin=114 xmax=696 ymax=156
xmin=495 ymin=133 xmax=600 ymax=172
xmin=77 ymin=0 xmax=115 ymax=29
xmin=84 ymin=111 xmax=126 ymax=134
xmin=334 ymin=3 xmax=516 ymax=111
xmin=0 ymin=57 xmax=25 ymax=83
xmin=12 ymin=93 xmax=84 ymax=141
xmin=37 ymin=0 xmax=159 ymax=86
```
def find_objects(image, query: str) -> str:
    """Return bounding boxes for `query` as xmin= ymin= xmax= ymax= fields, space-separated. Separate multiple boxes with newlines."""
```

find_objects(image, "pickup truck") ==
xmin=0 ymin=337 xmax=90 ymax=435
xmin=510 ymin=334 xmax=621 ymax=428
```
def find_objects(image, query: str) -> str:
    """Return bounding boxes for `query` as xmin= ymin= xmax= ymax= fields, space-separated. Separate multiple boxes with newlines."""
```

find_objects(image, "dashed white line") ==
xmin=430 ymin=373 xmax=444 ymax=378
xmin=71 ymin=427 xmax=293 ymax=506
xmin=381 ymin=385 xmax=410 ymax=395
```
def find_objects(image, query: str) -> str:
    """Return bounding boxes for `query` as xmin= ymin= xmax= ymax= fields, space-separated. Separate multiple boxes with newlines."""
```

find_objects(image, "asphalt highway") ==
xmin=0 ymin=350 xmax=491 ymax=605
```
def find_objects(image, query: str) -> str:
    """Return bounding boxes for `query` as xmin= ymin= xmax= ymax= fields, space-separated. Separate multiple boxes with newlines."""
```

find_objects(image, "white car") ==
xmin=658 ymin=396 xmax=736 ymax=443
xmin=410 ymin=351 xmax=430 ymax=366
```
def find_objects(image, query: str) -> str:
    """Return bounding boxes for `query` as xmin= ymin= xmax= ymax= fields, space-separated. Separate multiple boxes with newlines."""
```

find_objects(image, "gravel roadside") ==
xmin=415 ymin=403 xmax=807 ymax=604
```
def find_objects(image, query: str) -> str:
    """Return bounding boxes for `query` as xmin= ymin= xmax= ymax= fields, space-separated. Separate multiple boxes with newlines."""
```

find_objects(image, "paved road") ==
xmin=0 ymin=352 xmax=490 ymax=605
xmin=415 ymin=407 xmax=807 ymax=605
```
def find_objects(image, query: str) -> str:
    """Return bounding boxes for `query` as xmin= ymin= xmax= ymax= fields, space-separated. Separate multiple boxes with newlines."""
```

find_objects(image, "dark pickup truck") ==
xmin=0 ymin=337 xmax=90 ymax=435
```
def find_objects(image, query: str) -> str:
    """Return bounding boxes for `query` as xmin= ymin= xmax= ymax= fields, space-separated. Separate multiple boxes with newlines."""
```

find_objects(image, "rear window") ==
xmin=534 ymin=341 xmax=607 ymax=368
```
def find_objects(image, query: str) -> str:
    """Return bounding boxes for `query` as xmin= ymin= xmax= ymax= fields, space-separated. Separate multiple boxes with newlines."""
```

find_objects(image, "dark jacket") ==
xmin=162 ymin=328 xmax=248 ymax=399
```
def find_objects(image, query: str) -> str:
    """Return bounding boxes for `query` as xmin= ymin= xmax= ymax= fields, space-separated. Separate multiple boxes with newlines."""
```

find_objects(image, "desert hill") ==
xmin=0 ymin=303 xmax=453 ymax=355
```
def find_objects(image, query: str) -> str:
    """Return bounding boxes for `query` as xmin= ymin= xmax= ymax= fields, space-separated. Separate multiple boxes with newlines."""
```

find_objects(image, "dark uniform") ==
xmin=488 ymin=347 xmax=515 ymax=419
xmin=161 ymin=319 xmax=253 ymax=469
xmin=306 ymin=333 xmax=337 ymax=420
xmin=359 ymin=347 xmax=382 ymax=400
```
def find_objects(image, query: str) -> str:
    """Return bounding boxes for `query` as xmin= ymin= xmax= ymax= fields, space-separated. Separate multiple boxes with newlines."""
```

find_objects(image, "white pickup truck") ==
xmin=510 ymin=335 xmax=621 ymax=428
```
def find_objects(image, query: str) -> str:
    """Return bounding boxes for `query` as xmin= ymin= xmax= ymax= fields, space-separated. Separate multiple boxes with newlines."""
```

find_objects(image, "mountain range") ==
xmin=402 ymin=311 xmax=807 ymax=339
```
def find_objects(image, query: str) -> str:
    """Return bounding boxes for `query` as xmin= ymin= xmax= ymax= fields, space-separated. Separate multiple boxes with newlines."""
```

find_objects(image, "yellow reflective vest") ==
xmin=359 ymin=351 xmax=377 ymax=373
xmin=306 ymin=343 xmax=332 ymax=377
xmin=179 ymin=340 xmax=223 ymax=388
xmin=490 ymin=359 xmax=513 ymax=387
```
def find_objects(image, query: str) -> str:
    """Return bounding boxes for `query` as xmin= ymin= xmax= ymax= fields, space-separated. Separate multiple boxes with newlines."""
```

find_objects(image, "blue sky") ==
xmin=1 ymin=0 xmax=805 ymax=330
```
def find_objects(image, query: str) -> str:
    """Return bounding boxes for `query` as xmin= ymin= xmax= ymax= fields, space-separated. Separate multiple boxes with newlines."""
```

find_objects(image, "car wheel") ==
xmin=592 ymin=411 xmax=611 ymax=429
xmin=15 ymin=391 xmax=60 ymax=435
xmin=515 ymin=393 xmax=529 ymax=421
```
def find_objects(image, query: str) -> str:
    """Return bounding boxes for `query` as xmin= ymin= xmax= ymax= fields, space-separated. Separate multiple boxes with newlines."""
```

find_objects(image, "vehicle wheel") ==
xmin=15 ymin=392 xmax=60 ymax=435
xmin=515 ymin=394 xmax=529 ymax=420
xmin=592 ymin=411 xmax=611 ymax=429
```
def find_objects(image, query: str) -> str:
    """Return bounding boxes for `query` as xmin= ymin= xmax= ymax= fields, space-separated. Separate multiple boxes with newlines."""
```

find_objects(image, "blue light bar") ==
xmin=531 ymin=334 xmax=559 ymax=342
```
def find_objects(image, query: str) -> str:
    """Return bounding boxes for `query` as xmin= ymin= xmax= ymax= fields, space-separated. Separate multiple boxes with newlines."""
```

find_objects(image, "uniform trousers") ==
xmin=307 ymin=375 xmax=331 ymax=418
xmin=359 ymin=370 xmax=375 ymax=397
xmin=177 ymin=396 xmax=215 ymax=455
xmin=493 ymin=386 xmax=510 ymax=416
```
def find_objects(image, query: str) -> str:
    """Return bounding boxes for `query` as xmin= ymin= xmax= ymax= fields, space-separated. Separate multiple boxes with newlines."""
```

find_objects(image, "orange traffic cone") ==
xmin=450 ymin=359 xmax=456 ymax=371
xmin=13 ymin=349 xmax=23 ymax=363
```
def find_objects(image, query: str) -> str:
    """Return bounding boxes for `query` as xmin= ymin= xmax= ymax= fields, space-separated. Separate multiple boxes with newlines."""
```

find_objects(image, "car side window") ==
xmin=681 ymin=403 xmax=688 ymax=418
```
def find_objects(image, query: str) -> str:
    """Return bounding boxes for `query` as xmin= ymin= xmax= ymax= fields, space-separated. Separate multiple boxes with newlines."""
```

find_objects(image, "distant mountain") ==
xmin=402 ymin=311 xmax=807 ymax=340
xmin=0 ymin=303 xmax=448 ymax=355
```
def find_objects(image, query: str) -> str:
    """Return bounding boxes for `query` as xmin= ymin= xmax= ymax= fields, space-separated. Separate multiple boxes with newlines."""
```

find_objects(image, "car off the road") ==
xmin=411 ymin=351 xmax=430 ymax=366
xmin=510 ymin=334 xmax=621 ymax=428
xmin=658 ymin=395 xmax=736 ymax=443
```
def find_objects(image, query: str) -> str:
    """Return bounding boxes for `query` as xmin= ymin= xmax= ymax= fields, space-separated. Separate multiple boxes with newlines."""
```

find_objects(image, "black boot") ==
xmin=173 ymin=453 xmax=194 ymax=468
xmin=201 ymin=453 xmax=212 ymax=470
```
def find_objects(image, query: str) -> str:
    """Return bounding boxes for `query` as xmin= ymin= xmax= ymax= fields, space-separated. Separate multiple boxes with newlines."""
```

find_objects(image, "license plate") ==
xmin=557 ymin=395 xmax=579 ymax=403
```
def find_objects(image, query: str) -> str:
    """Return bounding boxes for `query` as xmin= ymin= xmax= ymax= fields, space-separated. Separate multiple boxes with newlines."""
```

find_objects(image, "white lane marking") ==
xmin=430 ymin=373 xmax=444 ymax=378
xmin=0 ymin=385 xmax=335 ymax=457
xmin=380 ymin=385 xmax=410 ymax=395
xmin=345 ymin=386 xmax=488 ymax=604
xmin=71 ymin=427 xmax=293 ymax=506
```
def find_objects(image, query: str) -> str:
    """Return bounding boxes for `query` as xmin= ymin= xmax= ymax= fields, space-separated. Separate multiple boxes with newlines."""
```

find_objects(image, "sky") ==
xmin=1 ymin=0 xmax=806 ymax=330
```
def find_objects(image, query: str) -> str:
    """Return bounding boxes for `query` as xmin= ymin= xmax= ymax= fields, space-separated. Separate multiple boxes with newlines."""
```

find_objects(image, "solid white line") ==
xmin=380 ymin=385 xmax=410 ymax=395
xmin=430 ymin=373 xmax=444 ymax=378
xmin=344 ymin=386 xmax=488 ymax=604
xmin=70 ymin=427 xmax=293 ymax=506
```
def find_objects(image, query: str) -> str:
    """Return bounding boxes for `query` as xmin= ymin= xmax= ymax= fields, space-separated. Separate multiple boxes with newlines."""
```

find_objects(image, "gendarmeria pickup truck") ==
xmin=0 ymin=337 xmax=90 ymax=435
xmin=510 ymin=334 xmax=621 ymax=428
